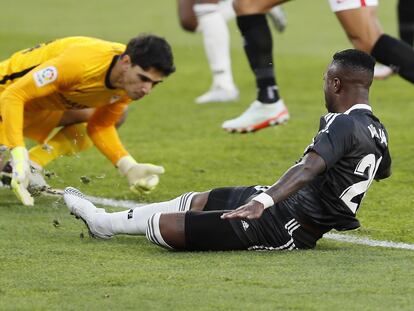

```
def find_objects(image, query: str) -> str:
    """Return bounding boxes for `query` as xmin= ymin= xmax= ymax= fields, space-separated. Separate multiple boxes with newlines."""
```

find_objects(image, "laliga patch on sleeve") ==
xmin=33 ymin=66 xmax=58 ymax=87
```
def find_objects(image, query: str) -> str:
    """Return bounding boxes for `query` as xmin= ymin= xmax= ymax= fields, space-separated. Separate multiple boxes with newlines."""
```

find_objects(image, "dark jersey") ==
xmin=190 ymin=104 xmax=391 ymax=251
xmin=285 ymin=104 xmax=391 ymax=231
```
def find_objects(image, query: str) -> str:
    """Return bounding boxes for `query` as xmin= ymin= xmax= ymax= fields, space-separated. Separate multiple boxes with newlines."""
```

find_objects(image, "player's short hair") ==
xmin=332 ymin=49 xmax=375 ymax=75
xmin=124 ymin=34 xmax=175 ymax=76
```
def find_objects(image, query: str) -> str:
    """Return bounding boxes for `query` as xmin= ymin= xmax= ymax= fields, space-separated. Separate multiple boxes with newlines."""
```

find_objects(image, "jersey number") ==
xmin=339 ymin=154 xmax=382 ymax=214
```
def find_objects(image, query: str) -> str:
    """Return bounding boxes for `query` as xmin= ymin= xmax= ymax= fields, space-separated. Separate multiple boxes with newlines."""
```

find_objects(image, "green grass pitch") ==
xmin=1 ymin=0 xmax=414 ymax=310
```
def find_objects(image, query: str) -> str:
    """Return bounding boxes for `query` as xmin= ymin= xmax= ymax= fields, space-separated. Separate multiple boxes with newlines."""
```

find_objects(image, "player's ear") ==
xmin=118 ymin=55 xmax=132 ymax=75
xmin=120 ymin=55 xmax=132 ymax=67
xmin=333 ymin=77 xmax=341 ymax=93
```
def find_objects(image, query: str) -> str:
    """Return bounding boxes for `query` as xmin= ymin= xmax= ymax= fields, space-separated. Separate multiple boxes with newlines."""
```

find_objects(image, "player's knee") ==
xmin=179 ymin=16 xmax=198 ymax=32
xmin=146 ymin=212 xmax=173 ymax=249
xmin=234 ymin=0 xmax=252 ymax=15
xmin=233 ymin=0 xmax=269 ymax=15
xmin=189 ymin=191 xmax=210 ymax=211
xmin=349 ymin=37 xmax=376 ymax=53
xmin=146 ymin=213 xmax=186 ymax=250
xmin=177 ymin=0 xmax=198 ymax=31
xmin=347 ymin=28 xmax=382 ymax=53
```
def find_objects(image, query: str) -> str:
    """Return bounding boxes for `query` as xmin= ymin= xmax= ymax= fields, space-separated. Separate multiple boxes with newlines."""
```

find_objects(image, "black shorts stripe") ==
xmin=0 ymin=65 xmax=38 ymax=85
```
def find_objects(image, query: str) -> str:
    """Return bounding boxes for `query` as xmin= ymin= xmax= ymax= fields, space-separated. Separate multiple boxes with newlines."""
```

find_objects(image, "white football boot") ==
xmin=268 ymin=6 xmax=287 ymax=33
xmin=374 ymin=64 xmax=394 ymax=80
xmin=64 ymin=187 xmax=111 ymax=239
xmin=222 ymin=99 xmax=289 ymax=133
xmin=195 ymin=85 xmax=239 ymax=104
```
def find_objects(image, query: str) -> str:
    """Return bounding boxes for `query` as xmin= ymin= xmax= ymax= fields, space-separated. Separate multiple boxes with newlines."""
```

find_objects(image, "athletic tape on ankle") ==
xmin=252 ymin=192 xmax=274 ymax=209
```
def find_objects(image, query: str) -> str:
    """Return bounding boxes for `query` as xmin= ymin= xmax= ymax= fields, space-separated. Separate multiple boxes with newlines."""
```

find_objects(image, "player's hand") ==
xmin=221 ymin=200 xmax=264 ymax=220
xmin=10 ymin=147 xmax=34 ymax=206
xmin=126 ymin=163 xmax=165 ymax=193
xmin=117 ymin=156 xmax=165 ymax=193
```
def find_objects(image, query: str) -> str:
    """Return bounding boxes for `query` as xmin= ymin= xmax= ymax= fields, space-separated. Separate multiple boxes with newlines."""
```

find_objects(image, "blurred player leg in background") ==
xmin=268 ymin=3 xmax=287 ymax=33
xmin=366 ymin=5 xmax=394 ymax=80
xmin=193 ymin=0 xmax=239 ymax=104
xmin=398 ymin=0 xmax=414 ymax=46
xmin=374 ymin=0 xmax=414 ymax=80
xmin=222 ymin=0 xmax=289 ymax=133
xmin=331 ymin=0 xmax=414 ymax=84
xmin=339 ymin=0 xmax=414 ymax=80
xmin=177 ymin=0 xmax=287 ymax=105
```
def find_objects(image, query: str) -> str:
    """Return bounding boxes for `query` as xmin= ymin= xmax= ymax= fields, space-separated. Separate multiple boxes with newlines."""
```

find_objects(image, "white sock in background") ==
xmin=218 ymin=0 xmax=236 ymax=21
xmin=94 ymin=192 xmax=197 ymax=236
xmin=194 ymin=3 xmax=236 ymax=90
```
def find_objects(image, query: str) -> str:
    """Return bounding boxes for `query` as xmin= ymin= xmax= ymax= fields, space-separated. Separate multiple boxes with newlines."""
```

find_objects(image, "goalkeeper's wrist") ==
xmin=11 ymin=146 xmax=29 ymax=161
xmin=252 ymin=192 xmax=274 ymax=209
xmin=116 ymin=155 xmax=138 ymax=176
xmin=11 ymin=147 xmax=29 ymax=182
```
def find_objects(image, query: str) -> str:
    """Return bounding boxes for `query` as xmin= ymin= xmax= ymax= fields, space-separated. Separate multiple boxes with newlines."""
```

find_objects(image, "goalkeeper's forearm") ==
xmin=87 ymin=124 xmax=129 ymax=165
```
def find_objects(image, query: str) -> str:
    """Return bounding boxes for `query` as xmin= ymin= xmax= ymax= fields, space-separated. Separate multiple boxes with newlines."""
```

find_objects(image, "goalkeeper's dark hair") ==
xmin=332 ymin=49 xmax=375 ymax=75
xmin=124 ymin=34 xmax=175 ymax=76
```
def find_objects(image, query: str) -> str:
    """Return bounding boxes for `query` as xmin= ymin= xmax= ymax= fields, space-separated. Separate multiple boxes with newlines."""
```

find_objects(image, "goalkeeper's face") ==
xmin=123 ymin=63 xmax=164 ymax=100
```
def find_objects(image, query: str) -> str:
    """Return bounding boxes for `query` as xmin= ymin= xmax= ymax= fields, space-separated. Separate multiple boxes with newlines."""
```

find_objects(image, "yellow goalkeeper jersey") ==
xmin=0 ymin=36 xmax=132 ymax=164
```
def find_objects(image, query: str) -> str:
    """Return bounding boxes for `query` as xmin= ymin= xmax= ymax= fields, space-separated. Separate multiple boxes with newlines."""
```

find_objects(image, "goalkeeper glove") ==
xmin=10 ymin=147 xmax=34 ymax=206
xmin=117 ymin=156 xmax=165 ymax=193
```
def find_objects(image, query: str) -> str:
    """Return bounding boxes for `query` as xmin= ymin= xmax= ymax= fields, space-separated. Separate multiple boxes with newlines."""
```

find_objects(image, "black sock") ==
xmin=398 ymin=0 xmax=414 ymax=46
xmin=371 ymin=34 xmax=414 ymax=83
xmin=236 ymin=14 xmax=280 ymax=103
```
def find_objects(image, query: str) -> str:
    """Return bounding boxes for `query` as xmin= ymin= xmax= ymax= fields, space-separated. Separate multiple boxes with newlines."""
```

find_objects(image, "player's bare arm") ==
xmin=221 ymin=151 xmax=326 ymax=220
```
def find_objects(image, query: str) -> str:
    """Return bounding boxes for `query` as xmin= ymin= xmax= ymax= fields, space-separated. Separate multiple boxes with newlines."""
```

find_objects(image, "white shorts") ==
xmin=328 ymin=0 xmax=378 ymax=12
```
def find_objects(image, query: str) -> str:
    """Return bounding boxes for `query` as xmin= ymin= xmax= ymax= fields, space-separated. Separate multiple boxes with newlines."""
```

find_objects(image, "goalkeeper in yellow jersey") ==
xmin=0 ymin=35 xmax=175 ymax=206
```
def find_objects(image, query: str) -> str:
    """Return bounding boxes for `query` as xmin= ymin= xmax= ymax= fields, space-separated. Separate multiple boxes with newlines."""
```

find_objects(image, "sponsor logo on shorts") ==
xmin=33 ymin=66 xmax=58 ymax=87
xmin=241 ymin=220 xmax=250 ymax=231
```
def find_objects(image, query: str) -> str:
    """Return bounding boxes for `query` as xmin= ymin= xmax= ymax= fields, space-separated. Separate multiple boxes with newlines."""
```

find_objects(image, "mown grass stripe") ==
xmin=324 ymin=232 xmax=414 ymax=250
